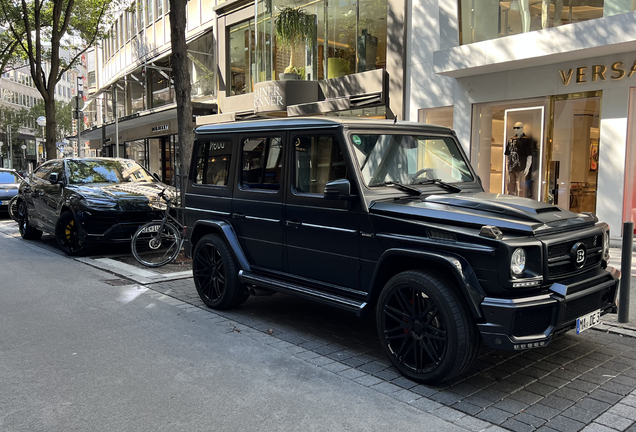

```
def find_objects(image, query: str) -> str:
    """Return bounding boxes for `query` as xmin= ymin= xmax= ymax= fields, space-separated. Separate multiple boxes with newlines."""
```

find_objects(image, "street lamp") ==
xmin=21 ymin=144 xmax=26 ymax=171
xmin=37 ymin=116 xmax=46 ymax=161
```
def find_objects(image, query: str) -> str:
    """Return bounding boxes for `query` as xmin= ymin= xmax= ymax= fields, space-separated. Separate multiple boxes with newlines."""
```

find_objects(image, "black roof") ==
xmin=195 ymin=117 xmax=453 ymax=135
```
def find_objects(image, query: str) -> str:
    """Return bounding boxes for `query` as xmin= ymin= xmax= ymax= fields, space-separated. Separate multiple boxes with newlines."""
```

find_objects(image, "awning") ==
xmin=78 ymin=105 xmax=178 ymax=141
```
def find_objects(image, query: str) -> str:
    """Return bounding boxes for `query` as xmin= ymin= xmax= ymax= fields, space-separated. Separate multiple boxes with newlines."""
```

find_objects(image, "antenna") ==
xmin=393 ymin=115 xmax=398 ymax=125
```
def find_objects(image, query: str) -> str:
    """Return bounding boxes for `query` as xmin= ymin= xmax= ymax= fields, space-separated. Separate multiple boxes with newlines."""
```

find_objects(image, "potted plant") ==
xmin=275 ymin=7 xmax=316 ymax=80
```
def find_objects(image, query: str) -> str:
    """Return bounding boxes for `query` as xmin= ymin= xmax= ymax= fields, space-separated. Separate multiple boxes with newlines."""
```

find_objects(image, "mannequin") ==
xmin=519 ymin=0 xmax=531 ymax=33
xmin=504 ymin=122 xmax=533 ymax=197
xmin=542 ymin=0 xmax=563 ymax=29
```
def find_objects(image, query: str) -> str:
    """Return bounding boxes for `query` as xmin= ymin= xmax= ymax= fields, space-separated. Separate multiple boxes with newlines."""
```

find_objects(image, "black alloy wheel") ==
xmin=17 ymin=200 xmax=42 ymax=240
xmin=376 ymin=270 xmax=477 ymax=384
xmin=55 ymin=211 xmax=86 ymax=255
xmin=193 ymin=234 xmax=248 ymax=309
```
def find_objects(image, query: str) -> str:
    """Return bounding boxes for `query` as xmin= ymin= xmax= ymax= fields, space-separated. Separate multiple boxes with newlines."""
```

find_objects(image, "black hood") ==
xmin=69 ymin=182 xmax=176 ymax=210
xmin=370 ymin=192 xmax=596 ymax=235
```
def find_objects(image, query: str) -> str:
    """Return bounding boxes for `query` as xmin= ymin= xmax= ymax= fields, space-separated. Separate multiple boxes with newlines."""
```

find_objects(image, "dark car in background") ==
xmin=0 ymin=168 xmax=22 ymax=214
xmin=15 ymin=157 xmax=174 ymax=255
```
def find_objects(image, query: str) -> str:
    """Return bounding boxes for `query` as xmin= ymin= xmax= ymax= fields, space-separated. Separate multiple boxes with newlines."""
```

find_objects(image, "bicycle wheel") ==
xmin=131 ymin=221 xmax=182 ymax=267
xmin=8 ymin=196 xmax=19 ymax=221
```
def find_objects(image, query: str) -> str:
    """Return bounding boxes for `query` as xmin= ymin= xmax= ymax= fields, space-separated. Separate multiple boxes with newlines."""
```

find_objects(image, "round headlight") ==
xmin=511 ymin=248 xmax=526 ymax=277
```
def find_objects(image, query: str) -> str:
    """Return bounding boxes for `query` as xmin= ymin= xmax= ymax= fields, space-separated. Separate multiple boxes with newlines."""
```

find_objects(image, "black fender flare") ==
xmin=191 ymin=220 xmax=251 ymax=272
xmin=369 ymin=248 xmax=485 ymax=319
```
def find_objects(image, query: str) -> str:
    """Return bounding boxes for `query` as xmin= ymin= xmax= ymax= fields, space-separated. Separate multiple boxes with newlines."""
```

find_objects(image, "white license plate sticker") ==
xmin=141 ymin=224 xmax=160 ymax=233
xmin=576 ymin=309 xmax=601 ymax=334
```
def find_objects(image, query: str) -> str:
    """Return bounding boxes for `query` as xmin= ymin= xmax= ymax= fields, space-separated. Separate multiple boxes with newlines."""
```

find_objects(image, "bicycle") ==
xmin=8 ymin=195 xmax=19 ymax=222
xmin=131 ymin=188 xmax=184 ymax=267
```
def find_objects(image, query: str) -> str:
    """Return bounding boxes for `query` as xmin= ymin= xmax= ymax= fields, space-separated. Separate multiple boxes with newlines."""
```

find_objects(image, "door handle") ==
xmin=232 ymin=212 xmax=245 ymax=219
xmin=286 ymin=220 xmax=302 ymax=228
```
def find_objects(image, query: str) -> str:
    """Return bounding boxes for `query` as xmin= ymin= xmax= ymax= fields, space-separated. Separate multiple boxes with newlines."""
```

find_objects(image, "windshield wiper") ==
xmin=412 ymin=178 xmax=462 ymax=193
xmin=375 ymin=181 xmax=422 ymax=195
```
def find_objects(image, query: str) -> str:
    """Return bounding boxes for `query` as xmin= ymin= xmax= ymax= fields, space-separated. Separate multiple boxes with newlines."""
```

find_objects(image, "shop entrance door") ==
xmin=548 ymin=93 xmax=601 ymax=213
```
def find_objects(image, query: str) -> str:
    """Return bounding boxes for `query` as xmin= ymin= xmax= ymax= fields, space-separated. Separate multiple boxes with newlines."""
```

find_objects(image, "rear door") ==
xmin=232 ymin=132 xmax=286 ymax=272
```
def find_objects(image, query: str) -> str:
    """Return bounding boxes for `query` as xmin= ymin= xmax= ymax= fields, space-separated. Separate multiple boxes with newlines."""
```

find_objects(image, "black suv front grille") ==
xmin=513 ymin=306 xmax=553 ymax=337
xmin=547 ymin=235 xmax=602 ymax=278
xmin=563 ymin=291 xmax=602 ymax=322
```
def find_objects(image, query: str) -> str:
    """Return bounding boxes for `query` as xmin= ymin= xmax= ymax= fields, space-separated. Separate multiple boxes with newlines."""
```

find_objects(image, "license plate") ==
xmin=0 ymin=200 xmax=7 ymax=205
xmin=576 ymin=309 xmax=601 ymax=334
xmin=141 ymin=224 xmax=160 ymax=233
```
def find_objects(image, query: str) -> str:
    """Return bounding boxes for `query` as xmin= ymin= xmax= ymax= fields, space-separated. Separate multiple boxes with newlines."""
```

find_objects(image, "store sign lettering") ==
xmin=254 ymin=85 xmax=284 ymax=108
xmin=560 ymin=61 xmax=636 ymax=85
xmin=152 ymin=124 xmax=169 ymax=133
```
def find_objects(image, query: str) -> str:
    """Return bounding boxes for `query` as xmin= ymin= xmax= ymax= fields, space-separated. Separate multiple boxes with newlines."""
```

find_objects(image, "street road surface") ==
xmin=0 ymin=217 xmax=466 ymax=432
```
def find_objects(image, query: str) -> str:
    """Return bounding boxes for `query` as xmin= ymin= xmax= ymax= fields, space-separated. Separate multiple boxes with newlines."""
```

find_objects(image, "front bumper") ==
xmin=75 ymin=209 xmax=161 ymax=243
xmin=477 ymin=266 xmax=620 ymax=350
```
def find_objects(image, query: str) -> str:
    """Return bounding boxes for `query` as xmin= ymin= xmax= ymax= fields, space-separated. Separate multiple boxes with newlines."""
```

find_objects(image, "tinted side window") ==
xmin=293 ymin=135 xmax=347 ymax=194
xmin=33 ymin=161 xmax=62 ymax=180
xmin=241 ymin=137 xmax=283 ymax=190
xmin=193 ymin=140 xmax=232 ymax=186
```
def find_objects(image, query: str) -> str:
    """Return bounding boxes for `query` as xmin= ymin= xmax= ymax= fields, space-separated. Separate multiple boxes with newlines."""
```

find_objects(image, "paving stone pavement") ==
xmin=133 ymin=277 xmax=636 ymax=432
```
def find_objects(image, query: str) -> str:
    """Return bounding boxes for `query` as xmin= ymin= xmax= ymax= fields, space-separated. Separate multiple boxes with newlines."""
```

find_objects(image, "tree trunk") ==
xmin=168 ymin=0 xmax=194 ymax=207
xmin=44 ymin=98 xmax=58 ymax=160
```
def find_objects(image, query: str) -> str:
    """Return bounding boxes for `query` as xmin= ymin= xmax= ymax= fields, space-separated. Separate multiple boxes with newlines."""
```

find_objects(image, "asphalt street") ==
xmin=0 ymin=216 xmax=469 ymax=432
xmin=3 ymin=215 xmax=636 ymax=432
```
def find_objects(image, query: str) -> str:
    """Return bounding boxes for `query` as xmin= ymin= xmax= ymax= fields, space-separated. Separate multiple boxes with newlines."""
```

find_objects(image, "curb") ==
xmin=75 ymin=256 xmax=192 ymax=284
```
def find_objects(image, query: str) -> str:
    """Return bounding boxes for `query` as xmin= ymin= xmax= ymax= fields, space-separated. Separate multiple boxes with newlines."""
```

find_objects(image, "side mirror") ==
xmin=48 ymin=172 xmax=59 ymax=184
xmin=324 ymin=179 xmax=354 ymax=200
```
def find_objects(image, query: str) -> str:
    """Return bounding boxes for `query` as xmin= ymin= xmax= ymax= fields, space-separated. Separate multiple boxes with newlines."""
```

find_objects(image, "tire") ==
xmin=192 ymin=234 xmax=248 ymax=309
xmin=17 ymin=199 xmax=42 ymax=240
xmin=55 ymin=211 xmax=87 ymax=255
xmin=131 ymin=221 xmax=182 ymax=267
xmin=376 ymin=270 xmax=476 ymax=384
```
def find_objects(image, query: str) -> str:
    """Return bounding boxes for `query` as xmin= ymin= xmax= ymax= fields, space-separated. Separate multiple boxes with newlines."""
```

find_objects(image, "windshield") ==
xmin=67 ymin=159 xmax=157 ymax=185
xmin=0 ymin=172 xmax=20 ymax=184
xmin=350 ymin=133 xmax=474 ymax=187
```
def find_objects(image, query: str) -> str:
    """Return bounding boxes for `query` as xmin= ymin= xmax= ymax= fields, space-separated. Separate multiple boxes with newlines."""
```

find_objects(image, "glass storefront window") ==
xmin=471 ymin=98 xmax=548 ymax=201
xmin=472 ymin=94 xmax=601 ymax=213
xmin=459 ymin=1 xmax=634 ymax=45
xmin=252 ymin=0 xmax=386 ymax=86
xmin=150 ymin=65 xmax=174 ymax=108
xmin=128 ymin=71 xmax=146 ymax=113
xmin=188 ymin=32 xmax=216 ymax=102
xmin=418 ymin=106 xmax=454 ymax=128
xmin=229 ymin=19 xmax=255 ymax=95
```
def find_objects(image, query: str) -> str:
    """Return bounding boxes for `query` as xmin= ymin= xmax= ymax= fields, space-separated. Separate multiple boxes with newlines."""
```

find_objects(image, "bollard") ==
xmin=618 ymin=221 xmax=633 ymax=323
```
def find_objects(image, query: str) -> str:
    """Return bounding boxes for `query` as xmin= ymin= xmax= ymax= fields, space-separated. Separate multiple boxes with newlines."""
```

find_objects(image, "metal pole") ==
xmin=619 ymin=221 xmax=633 ymax=323
xmin=78 ymin=111 xmax=82 ymax=157
xmin=113 ymin=86 xmax=119 ymax=158
xmin=8 ymin=126 xmax=12 ymax=169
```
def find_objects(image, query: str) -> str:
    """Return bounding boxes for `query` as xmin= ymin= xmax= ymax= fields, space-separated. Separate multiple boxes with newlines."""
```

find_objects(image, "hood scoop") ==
xmin=424 ymin=193 xmax=564 ymax=223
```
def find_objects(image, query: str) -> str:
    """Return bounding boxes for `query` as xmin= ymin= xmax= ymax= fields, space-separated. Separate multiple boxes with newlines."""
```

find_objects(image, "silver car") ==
xmin=0 ymin=168 xmax=21 ymax=213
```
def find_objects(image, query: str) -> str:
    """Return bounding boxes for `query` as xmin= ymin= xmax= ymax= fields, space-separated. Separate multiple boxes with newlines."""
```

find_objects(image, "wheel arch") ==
xmin=190 ymin=220 xmax=251 ymax=271
xmin=367 ymin=248 xmax=485 ymax=319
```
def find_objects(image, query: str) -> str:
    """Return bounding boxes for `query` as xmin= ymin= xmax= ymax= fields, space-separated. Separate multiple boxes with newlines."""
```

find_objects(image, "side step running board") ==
xmin=239 ymin=270 xmax=367 ymax=314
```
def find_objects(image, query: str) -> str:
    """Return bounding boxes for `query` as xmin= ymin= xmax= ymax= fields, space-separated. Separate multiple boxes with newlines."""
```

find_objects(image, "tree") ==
xmin=168 ymin=0 xmax=193 ymax=205
xmin=30 ymin=100 xmax=72 ymax=143
xmin=0 ymin=0 xmax=118 ymax=161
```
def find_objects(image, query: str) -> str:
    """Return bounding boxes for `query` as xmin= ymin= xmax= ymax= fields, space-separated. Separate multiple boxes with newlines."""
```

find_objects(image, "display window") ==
xmin=471 ymin=98 xmax=548 ymax=201
xmin=418 ymin=106 xmax=453 ymax=128
xmin=471 ymin=93 xmax=601 ymax=213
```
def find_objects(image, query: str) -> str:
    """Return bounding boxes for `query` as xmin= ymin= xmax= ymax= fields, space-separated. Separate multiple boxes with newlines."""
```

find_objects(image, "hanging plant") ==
xmin=275 ymin=7 xmax=316 ymax=75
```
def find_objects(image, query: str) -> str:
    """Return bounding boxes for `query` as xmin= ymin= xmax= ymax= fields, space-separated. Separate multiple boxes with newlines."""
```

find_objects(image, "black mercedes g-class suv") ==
xmin=184 ymin=118 xmax=619 ymax=383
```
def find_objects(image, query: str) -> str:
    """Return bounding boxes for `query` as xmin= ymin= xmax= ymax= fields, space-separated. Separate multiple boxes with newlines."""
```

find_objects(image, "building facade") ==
xmin=83 ymin=0 xmax=407 ymax=186
xmin=407 ymin=1 xmax=636 ymax=241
